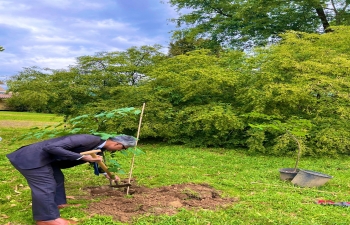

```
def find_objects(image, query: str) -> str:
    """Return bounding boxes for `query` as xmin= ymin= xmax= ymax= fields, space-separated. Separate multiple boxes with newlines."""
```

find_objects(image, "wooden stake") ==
xmin=126 ymin=103 xmax=146 ymax=195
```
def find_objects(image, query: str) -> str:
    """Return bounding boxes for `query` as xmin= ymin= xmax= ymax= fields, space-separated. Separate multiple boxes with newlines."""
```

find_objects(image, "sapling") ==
xmin=249 ymin=116 xmax=312 ymax=171
xmin=285 ymin=130 xmax=302 ymax=172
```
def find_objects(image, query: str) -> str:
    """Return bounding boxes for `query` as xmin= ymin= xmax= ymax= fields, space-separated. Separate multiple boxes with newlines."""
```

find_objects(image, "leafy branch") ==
xmin=107 ymin=146 xmax=145 ymax=174
xmin=13 ymin=107 xmax=141 ymax=142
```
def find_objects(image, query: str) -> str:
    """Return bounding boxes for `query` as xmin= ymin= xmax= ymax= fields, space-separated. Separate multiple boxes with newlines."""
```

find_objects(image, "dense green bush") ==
xmin=7 ymin=27 xmax=350 ymax=156
xmin=240 ymin=26 xmax=350 ymax=156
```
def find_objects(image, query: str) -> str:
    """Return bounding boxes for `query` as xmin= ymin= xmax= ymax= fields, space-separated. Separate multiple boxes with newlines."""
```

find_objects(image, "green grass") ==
xmin=0 ymin=111 xmax=63 ymax=130
xmin=1 ymin=112 xmax=350 ymax=224
xmin=0 ymin=111 xmax=62 ymax=122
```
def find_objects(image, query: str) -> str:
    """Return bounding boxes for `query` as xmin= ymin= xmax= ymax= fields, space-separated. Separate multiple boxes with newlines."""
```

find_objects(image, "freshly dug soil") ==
xmin=83 ymin=179 xmax=238 ymax=223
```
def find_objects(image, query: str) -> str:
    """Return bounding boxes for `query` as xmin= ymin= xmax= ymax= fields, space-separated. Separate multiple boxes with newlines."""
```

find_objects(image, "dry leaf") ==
xmin=14 ymin=185 xmax=21 ymax=194
xmin=70 ymin=217 xmax=79 ymax=222
xmin=15 ymin=184 xmax=25 ymax=193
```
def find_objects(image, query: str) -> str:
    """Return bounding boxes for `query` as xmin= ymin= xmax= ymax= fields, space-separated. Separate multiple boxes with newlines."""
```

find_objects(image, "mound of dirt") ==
xmin=83 ymin=180 xmax=238 ymax=223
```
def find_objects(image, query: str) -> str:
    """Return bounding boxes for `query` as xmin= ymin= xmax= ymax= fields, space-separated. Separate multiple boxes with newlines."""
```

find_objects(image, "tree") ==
xmin=6 ymin=67 xmax=52 ymax=112
xmin=168 ymin=0 xmax=350 ymax=49
xmin=239 ymin=26 xmax=350 ymax=155
xmin=168 ymin=37 xmax=222 ymax=56
xmin=7 ymin=65 xmax=113 ymax=115
xmin=6 ymin=45 xmax=167 ymax=116
xmin=0 ymin=46 xmax=4 ymax=51
xmin=102 ymin=27 xmax=350 ymax=154
xmin=76 ymin=45 xmax=166 ymax=86
xmin=100 ymin=49 xmax=247 ymax=147
xmin=7 ymin=90 xmax=50 ymax=112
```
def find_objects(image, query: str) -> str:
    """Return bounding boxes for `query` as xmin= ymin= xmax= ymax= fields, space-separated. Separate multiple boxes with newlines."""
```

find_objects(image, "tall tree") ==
xmin=238 ymin=26 xmax=350 ymax=155
xmin=6 ymin=45 xmax=167 ymax=116
xmin=76 ymin=45 xmax=166 ymax=86
xmin=168 ymin=0 xmax=350 ymax=49
xmin=7 ymin=66 xmax=110 ymax=114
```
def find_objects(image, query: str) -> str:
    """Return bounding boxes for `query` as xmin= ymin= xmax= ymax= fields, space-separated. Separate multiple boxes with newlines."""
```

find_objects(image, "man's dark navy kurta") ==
xmin=7 ymin=134 xmax=105 ymax=221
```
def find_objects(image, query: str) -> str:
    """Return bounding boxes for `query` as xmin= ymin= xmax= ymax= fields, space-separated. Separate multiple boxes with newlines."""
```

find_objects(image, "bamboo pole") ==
xmin=126 ymin=103 xmax=146 ymax=195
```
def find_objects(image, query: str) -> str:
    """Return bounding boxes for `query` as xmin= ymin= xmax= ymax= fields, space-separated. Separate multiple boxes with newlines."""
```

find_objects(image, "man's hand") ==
xmin=80 ymin=155 xmax=103 ymax=162
xmin=104 ymin=173 xmax=121 ymax=183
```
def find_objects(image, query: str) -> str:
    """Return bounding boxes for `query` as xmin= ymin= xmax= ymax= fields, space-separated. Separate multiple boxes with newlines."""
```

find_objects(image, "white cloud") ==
xmin=0 ymin=15 xmax=55 ymax=34
xmin=75 ymin=0 xmax=107 ymax=9
xmin=0 ymin=1 xmax=31 ymax=11
xmin=0 ymin=52 xmax=22 ymax=65
xmin=0 ymin=0 xmax=177 ymax=77
xmin=0 ymin=53 xmax=76 ymax=71
xmin=21 ymin=45 xmax=95 ymax=57
xmin=33 ymin=35 xmax=89 ymax=44
xmin=112 ymin=35 xmax=165 ymax=47
xmin=36 ymin=0 xmax=105 ymax=10
xmin=37 ymin=0 xmax=73 ymax=8
xmin=70 ymin=18 xmax=135 ymax=31
xmin=112 ymin=36 xmax=130 ymax=43
xmin=28 ymin=56 xmax=76 ymax=69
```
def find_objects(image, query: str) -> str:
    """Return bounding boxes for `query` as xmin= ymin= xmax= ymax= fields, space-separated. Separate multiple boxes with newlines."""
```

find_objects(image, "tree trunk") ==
xmin=315 ymin=6 xmax=333 ymax=32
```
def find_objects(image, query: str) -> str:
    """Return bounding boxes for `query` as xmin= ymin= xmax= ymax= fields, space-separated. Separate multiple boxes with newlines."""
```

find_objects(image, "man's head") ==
xmin=104 ymin=135 xmax=137 ymax=152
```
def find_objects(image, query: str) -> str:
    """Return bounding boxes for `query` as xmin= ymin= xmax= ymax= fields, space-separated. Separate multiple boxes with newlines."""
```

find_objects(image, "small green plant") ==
xmin=285 ymin=130 xmax=302 ymax=172
xmin=106 ymin=147 xmax=145 ymax=175
xmin=107 ymin=158 xmax=125 ymax=174
xmin=249 ymin=116 xmax=312 ymax=170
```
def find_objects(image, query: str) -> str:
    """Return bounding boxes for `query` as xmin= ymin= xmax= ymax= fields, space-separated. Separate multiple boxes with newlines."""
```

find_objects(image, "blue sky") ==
xmin=0 ymin=0 xmax=179 ymax=81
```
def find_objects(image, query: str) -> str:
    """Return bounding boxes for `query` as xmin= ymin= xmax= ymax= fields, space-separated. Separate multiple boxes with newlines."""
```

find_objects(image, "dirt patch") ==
xmin=83 ymin=180 xmax=238 ymax=223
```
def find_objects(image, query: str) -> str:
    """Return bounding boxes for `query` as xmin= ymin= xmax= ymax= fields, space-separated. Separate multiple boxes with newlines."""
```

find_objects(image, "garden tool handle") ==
xmin=80 ymin=149 xmax=101 ymax=155
xmin=80 ymin=150 xmax=115 ymax=179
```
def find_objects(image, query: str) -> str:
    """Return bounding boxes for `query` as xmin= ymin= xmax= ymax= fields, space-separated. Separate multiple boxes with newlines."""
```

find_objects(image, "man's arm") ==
xmin=42 ymin=135 xmax=101 ymax=161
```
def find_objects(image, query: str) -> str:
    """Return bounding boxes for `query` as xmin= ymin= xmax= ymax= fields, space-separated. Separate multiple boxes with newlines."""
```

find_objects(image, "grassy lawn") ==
xmin=0 ymin=111 xmax=63 ymax=128
xmin=1 ymin=112 xmax=350 ymax=224
xmin=0 ymin=111 xmax=62 ymax=122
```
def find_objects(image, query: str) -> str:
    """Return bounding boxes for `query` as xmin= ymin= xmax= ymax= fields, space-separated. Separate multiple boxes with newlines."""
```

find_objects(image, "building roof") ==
xmin=0 ymin=93 xmax=12 ymax=99
xmin=0 ymin=86 xmax=6 ymax=93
